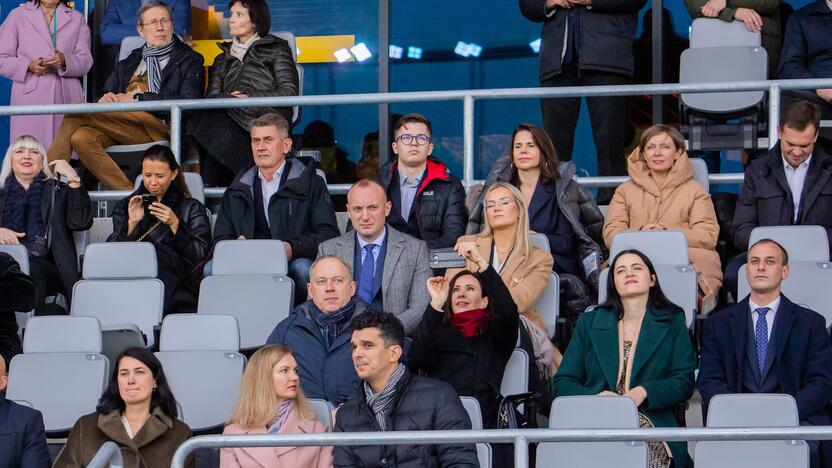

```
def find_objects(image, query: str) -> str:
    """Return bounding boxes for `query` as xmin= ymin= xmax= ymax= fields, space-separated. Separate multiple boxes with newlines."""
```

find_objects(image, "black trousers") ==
xmin=541 ymin=62 xmax=630 ymax=203
xmin=29 ymin=256 xmax=65 ymax=316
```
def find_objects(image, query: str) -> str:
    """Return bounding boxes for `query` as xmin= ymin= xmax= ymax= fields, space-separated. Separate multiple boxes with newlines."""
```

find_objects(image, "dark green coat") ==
xmin=553 ymin=305 xmax=695 ymax=467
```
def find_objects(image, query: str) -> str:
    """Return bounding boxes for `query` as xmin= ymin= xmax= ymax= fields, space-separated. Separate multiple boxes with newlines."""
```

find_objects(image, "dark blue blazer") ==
xmin=527 ymin=181 xmax=578 ymax=275
xmin=0 ymin=398 xmax=50 ymax=468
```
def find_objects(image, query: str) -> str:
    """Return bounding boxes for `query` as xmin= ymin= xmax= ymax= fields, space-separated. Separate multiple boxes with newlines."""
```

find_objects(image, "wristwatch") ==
xmin=68 ymin=175 xmax=81 ymax=186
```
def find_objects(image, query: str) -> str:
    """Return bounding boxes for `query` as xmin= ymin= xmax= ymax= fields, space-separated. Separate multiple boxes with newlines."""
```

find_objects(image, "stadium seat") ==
xmin=536 ymin=272 xmax=559 ymax=338
xmin=738 ymin=261 xmax=832 ymax=327
xmin=530 ymin=233 xmax=550 ymax=253
xmin=155 ymin=314 xmax=245 ymax=432
xmin=461 ymin=396 xmax=492 ymax=468
xmin=537 ymin=396 xmax=647 ymax=468
xmin=695 ymin=394 xmax=808 ymax=468
xmin=748 ymin=226 xmax=829 ymax=262
xmin=198 ymin=274 xmax=294 ymax=350
xmin=212 ymin=239 xmax=289 ymax=275
xmin=6 ymin=316 xmax=109 ymax=433
xmin=81 ymin=242 xmax=157 ymax=279
xmin=689 ymin=18 xmax=761 ymax=48
xmin=500 ymin=348 xmax=529 ymax=398
xmin=135 ymin=172 xmax=207 ymax=204
xmin=1 ymin=244 xmax=34 ymax=333
xmin=609 ymin=230 xmax=689 ymax=265
xmin=690 ymin=157 xmax=710 ymax=190
xmin=308 ymin=398 xmax=334 ymax=430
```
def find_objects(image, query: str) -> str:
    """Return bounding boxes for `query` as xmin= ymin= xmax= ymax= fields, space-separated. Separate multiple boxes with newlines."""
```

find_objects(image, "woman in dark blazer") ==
xmin=108 ymin=145 xmax=210 ymax=314
xmin=186 ymin=0 xmax=299 ymax=186
xmin=553 ymin=249 xmax=695 ymax=468
xmin=408 ymin=240 xmax=519 ymax=429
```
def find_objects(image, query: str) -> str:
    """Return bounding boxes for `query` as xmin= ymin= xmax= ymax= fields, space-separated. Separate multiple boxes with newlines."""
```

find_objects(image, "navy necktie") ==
xmin=755 ymin=307 xmax=769 ymax=374
xmin=358 ymin=244 xmax=377 ymax=303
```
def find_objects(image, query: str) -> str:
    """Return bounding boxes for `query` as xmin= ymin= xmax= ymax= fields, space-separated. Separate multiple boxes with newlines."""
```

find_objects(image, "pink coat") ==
xmin=0 ymin=2 xmax=92 ymax=148
xmin=220 ymin=406 xmax=334 ymax=468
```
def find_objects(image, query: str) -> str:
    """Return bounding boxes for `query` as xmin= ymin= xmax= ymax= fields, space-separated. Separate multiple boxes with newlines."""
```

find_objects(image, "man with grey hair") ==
xmin=267 ymin=255 xmax=369 ymax=405
xmin=48 ymin=0 xmax=204 ymax=190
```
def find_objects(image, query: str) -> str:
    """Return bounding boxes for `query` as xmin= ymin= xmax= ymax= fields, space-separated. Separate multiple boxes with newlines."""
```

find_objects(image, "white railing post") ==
xmin=170 ymin=105 xmax=182 ymax=163
xmin=514 ymin=435 xmax=530 ymax=468
xmin=768 ymin=83 xmax=781 ymax=148
xmin=463 ymin=95 xmax=476 ymax=191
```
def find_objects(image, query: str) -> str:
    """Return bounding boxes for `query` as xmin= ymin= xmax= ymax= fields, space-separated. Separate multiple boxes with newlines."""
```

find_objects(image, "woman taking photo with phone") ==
xmin=108 ymin=145 xmax=210 ymax=314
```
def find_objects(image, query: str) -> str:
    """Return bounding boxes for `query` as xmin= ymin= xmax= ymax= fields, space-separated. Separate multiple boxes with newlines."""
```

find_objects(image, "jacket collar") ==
xmin=292 ymin=298 xmax=368 ymax=349
xmin=527 ymin=181 xmax=556 ymax=221
xmin=230 ymin=406 xmax=320 ymax=463
xmin=795 ymin=145 xmax=832 ymax=221
xmin=217 ymin=33 xmax=278 ymax=53
xmin=124 ymin=36 xmax=189 ymax=81
xmin=729 ymin=294 xmax=797 ymax=373
xmin=97 ymin=407 xmax=175 ymax=449
xmin=228 ymin=157 xmax=315 ymax=199
xmin=380 ymin=227 xmax=407 ymax=292
xmin=381 ymin=157 xmax=450 ymax=193
xmin=626 ymin=147 xmax=696 ymax=198
xmin=808 ymin=0 xmax=832 ymax=14
xmin=23 ymin=2 xmax=74 ymax=47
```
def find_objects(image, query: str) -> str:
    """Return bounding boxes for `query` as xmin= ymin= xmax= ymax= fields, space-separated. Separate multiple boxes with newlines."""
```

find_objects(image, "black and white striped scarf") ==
xmin=364 ymin=363 xmax=407 ymax=431
xmin=141 ymin=40 xmax=174 ymax=94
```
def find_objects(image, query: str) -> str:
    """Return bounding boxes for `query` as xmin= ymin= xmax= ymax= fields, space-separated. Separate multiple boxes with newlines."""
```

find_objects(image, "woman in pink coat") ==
xmin=0 ymin=0 xmax=92 ymax=148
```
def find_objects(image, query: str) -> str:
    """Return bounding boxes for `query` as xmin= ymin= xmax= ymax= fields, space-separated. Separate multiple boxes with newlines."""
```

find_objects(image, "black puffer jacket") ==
xmin=207 ymin=34 xmax=299 ymax=127
xmin=333 ymin=368 xmax=478 ymax=468
xmin=0 ymin=251 xmax=35 ymax=367
xmin=213 ymin=157 xmax=340 ymax=260
xmin=377 ymin=157 xmax=468 ymax=249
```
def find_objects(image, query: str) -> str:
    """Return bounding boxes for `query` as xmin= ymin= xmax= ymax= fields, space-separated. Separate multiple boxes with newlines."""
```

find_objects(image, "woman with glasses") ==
xmin=186 ymin=0 xmax=299 ymax=187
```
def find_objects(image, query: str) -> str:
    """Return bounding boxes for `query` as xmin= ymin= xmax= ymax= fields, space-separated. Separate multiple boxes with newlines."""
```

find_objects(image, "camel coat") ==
xmin=220 ymin=405 xmax=333 ymax=468
xmin=603 ymin=149 xmax=722 ymax=305
xmin=451 ymin=234 xmax=554 ymax=332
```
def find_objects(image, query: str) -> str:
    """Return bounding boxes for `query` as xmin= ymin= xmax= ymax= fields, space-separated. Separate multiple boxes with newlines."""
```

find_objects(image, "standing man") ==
xmin=333 ymin=311 xmax=478 ymax=467
xmin=520 ymin=0 xmax=646 ymax=202
xmin=378 ymin=113 xmax=467 ymax=249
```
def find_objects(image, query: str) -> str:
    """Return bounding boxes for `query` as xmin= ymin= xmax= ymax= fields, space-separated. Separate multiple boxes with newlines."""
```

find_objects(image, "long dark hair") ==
xmin=598 ymin=249 xmax=683 ymax=320
xmin=509 ymin=123 xmax=559 ymax=185
xmin=96 ymin=347 xmax=179 ymax=419
xmin=141 ymin=145 xmax=190 ymax=198
xmin=441 ymin=270 xmax=495 ymax=334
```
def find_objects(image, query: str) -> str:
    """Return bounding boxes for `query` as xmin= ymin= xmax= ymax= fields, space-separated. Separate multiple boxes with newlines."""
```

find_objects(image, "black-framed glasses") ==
xmin=396 ymin=134 xmax=431 ymax=146
xmin=141 ymin=18 xmax=172 ymax=28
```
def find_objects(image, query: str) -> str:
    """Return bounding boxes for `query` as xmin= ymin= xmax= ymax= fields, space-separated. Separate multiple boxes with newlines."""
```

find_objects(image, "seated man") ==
xmin=0 ymin=252 xmax=35 ymax=369
xmin=0 ymin=357 xmax=51 ymax=467
xmin=698 ymin=239 xmax=832 ymax=467
xmin=334 ymin=311 xmax=478 ymax=467
xmin=318 ymin=179 xmax=431 ymax=335
xmin=377 ymin=113 xmax=467 ymax=249
xmin=726 ymin=100 xmax=832 ymax=296
xmin=266 ymin=256 xmax=368 ymax=406
xmin=48 ymin=0 xmax=204 ymax=190
xmin=213 ymin=113 xmax=340 ymax=304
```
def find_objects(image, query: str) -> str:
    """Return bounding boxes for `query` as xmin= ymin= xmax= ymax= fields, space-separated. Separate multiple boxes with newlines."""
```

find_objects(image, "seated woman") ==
xmin=54 ymin=347 xmax=193 ymax=467
xmin=221 ymin=344 xmax=333 ymax=468
xmin=408 ymin=240 xmax=519 ymax=429
xmin=0 ymin=135 xmax=91 ymax=315
xmin=107 ymin=145 xmax=210 ymax=314
xmin=553 ymin=249 xmax=695 ymax=468
xmin=603 ymin=124 xmax=722 ymax=313
xmin=186 ymin=0 xmax=299 ymax=186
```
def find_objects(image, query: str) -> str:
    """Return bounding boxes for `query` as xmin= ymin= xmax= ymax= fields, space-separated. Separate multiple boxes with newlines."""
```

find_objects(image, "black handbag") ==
xmin=497 ymin=392 xmax=541 ymax=429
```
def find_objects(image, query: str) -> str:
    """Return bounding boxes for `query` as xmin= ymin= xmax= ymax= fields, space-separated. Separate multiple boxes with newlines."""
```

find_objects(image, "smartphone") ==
xmin=141 ymin=194 xmax=156 ymax=209
xmin=429 ymin=248 xmax=466 ymax=269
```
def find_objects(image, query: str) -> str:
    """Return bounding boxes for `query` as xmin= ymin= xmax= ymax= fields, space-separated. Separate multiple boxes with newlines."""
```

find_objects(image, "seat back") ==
xmin=748 ymin=226 xmax=829 ymax=262
xmin=609 ymin=230 xmax=689 ymax=266
xmin=72 ymin=279 xmax=164 ymax=344
xmin=530 ymin=233 xmax=550 ymax=253
xmin=690 ymin=157 xmax=710 ymax=190
xmin=599 ymin=264 xmax=697 ymax=329
xmin=308 ymin=398 xmax=333 ymax=430
xmin=690 ymin=18 xmax=761 ymax=48
xmin=460 ymin=396 xmax=491 ymax=468
xmin=500 ymin=348 xmax=529 ymax=397
xmin=706 ymin=394 xmax=798 ymax=427
xmin=23 ymin=316 xmax=103 ymax=353
xmin=0 ymin=244 xmax=29 ymax=273
xmin=198 ymin=275 xmax=294 ymax=349
xmin=536 ymin=272 xmax=559 ymax=338
xmin=119 ymin=36 xmax=145 ymax=60
xmin=159 ymin=314 xmax=240 ymax=352
xmin=212 ymin=240 xmax=288 ymax=275
xmin=83 ymin=242 xmax=157 ymax=279
xmin=738 ymin=261 xmax=832 ymax=327
xmin=680 ymin=46 xmax=767 ymax=113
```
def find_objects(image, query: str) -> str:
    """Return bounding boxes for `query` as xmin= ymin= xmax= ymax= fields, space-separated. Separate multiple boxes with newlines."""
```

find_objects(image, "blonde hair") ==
xmin=0 ymin=135 xmax=53 ymax=190
xmin=477 ymin=182 xmax=531 ymax=258
xmin=226 ymin=345 xmax=316 ymax=428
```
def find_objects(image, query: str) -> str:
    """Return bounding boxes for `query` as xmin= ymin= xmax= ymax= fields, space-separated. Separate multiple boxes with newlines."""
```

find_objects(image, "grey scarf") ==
xmin=363 ymin=363 xmax=407 ymax=431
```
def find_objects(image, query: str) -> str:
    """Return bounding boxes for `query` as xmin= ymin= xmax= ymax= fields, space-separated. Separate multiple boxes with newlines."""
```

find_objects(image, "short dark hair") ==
xmin=599 ymin=249 xmax=684 ymax=320
xmin=748 ymin=238 xmax=790 ymax=266
xmin=351 ymin=311 xmax=405 ymax=348
xmin=137 ymin=1 xmax=172 ymax=27
xmin=229 ymin=0 xmax=271 ymax=37
xmin=393 ymin=113 xmax=432 ymax=138
xmin=780 ymin=100 xmax=821 ymax=133
xmin=250 ymin=112 xmax=290 ymax=135
xmin=97 ymin=347 xmax=179 ymax=419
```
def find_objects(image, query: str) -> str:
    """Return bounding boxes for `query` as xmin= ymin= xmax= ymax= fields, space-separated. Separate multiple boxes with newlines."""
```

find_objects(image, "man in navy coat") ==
xmin=698 ymin=238 xmax=832 ymax=467
xmin=0 ymin=357 xmax=51 ymax=468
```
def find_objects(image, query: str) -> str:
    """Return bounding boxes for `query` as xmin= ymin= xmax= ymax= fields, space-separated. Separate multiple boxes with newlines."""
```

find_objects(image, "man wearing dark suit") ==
xmin=318 ymin=179 xmax=431 ymax=335
xmin=698 ymin=239 xmax=832 ymax=467
xmin=0 ymin=357 xmax=51 ymax=468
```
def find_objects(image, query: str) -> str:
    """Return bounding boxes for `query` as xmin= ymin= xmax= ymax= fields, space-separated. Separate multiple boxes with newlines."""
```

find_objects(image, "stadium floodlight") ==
xmin=454 ymin=41 xmax=483 ymax=58
xmin=334 ymin=48 xmax=352 ymax=63
xmin=350 ymin=43 xmax=372 ymax=62
xmin=529 ymin=38 xmax=541 ymax=53
xmin=407 ymin=46 xmax=423 ymax=59
xmin=389 ymin=45 xmax=404 ymax=59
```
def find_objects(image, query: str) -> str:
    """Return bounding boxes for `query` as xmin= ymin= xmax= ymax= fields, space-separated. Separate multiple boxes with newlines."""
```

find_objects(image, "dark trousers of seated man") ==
xmin=48 ymin=111 xmax=169 ymax=190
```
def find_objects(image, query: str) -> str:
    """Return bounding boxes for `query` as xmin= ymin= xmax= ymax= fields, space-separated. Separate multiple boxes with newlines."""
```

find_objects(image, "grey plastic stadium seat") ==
xmin=0 ymin=244 xmax=29 ymax=273
xmin=82 ymin=242 xmax=157 ymax=279
xmin=460 ymin=397 xmax=492 ymax=468
xmin=696 ymin=394 xmax=807 ymax=468
xmin=198 ymin=275 xmax=294 ymax=349
xmin=680 ymin=46 xmax=767 ymax=113
xmin=738 ymin=261 xmax=832 ymax=327
xmin=609 ymin=230 xmax=689 ymax=266
xmin=689 ymin=18 xmax=761 ymax=48
xmin=538 ymin=396 xmax=647 ymax=468
xmin=690 ymin=157 xmax=709 ymax=190
xmin=212 ymin=240 xmax=289 ymax=275
xmin=6 ymin=316 xmax=109 ymax=433
xmin=155 ymin=315 xmax=244 ymax=431
xmin=500 ymin=348 xmax=529 ymax=398
xmin=308 ymin=398 xmax=334 ymax=430
xmin=134 ymin=172 xmax=206 ymax=204
xmin=536 ymin=272 xmax=559 ymax=338
xmin=530 ymin=233 xmax=550 ymax=253
xmin=748 ymin=226 xmax=829 ymax=262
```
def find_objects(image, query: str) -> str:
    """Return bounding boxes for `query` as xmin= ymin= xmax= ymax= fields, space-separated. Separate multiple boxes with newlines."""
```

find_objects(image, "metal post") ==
xmin=514 ymin=436 xmax=530 ymax=468
xmin=768 ymin=83 xmax=780 ymax=148
xmin=378 ymin=0 xmax=391 ymax=167
xmin=463 ymin=95 xmax=475 ymax=189
xmin=651 ymin=0 xmax=664 ymax=124
xmin=170 ymin=105 xmax=182 ymax=163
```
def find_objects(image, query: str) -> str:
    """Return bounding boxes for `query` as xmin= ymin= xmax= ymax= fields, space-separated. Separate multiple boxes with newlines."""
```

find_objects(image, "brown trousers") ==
xmin=47 ymin=111 xmax=169 ymax=190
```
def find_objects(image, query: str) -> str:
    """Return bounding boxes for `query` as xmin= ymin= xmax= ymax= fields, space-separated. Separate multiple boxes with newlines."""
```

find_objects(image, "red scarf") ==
xmin=451 ymin=308 xmax=490 ymax=338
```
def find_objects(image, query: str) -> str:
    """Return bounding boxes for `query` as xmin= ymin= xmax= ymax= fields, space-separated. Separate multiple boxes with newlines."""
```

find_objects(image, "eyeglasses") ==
xmin=485 ymin=197 xmax=515 ymax=210
xmin=396 ymin=134 xmax=431 ymax=146
xmin=141 ymin=18 xmax=172 ymax=28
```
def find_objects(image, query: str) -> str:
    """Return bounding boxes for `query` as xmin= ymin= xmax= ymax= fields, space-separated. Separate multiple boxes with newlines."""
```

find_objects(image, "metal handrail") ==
xmin=170 ymin=426 xmax=832 ymax=468
xmin=87 ymin=441 xmax=124 ymax=468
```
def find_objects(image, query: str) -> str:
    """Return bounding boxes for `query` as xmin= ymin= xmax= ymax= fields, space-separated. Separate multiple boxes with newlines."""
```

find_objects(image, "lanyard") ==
xmin=51 ymin=8 xmax=57 ymax=48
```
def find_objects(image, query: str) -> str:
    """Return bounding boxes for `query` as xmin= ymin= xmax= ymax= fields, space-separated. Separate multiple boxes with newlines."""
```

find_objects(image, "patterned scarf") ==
xmin=306 ymin=298 xmax=357 ymax=349
xmin=519 ymin=315 xmax=554 ymax=380
xmin=141 ymin=40 xmax=175 ymax=94
xmin=266 ymin=400 xmax=294 ymax=434
xmin=2 ymin=174 xmax=46 ymax=254
xmin=364 ymin=363 xmax=407 ymax=431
